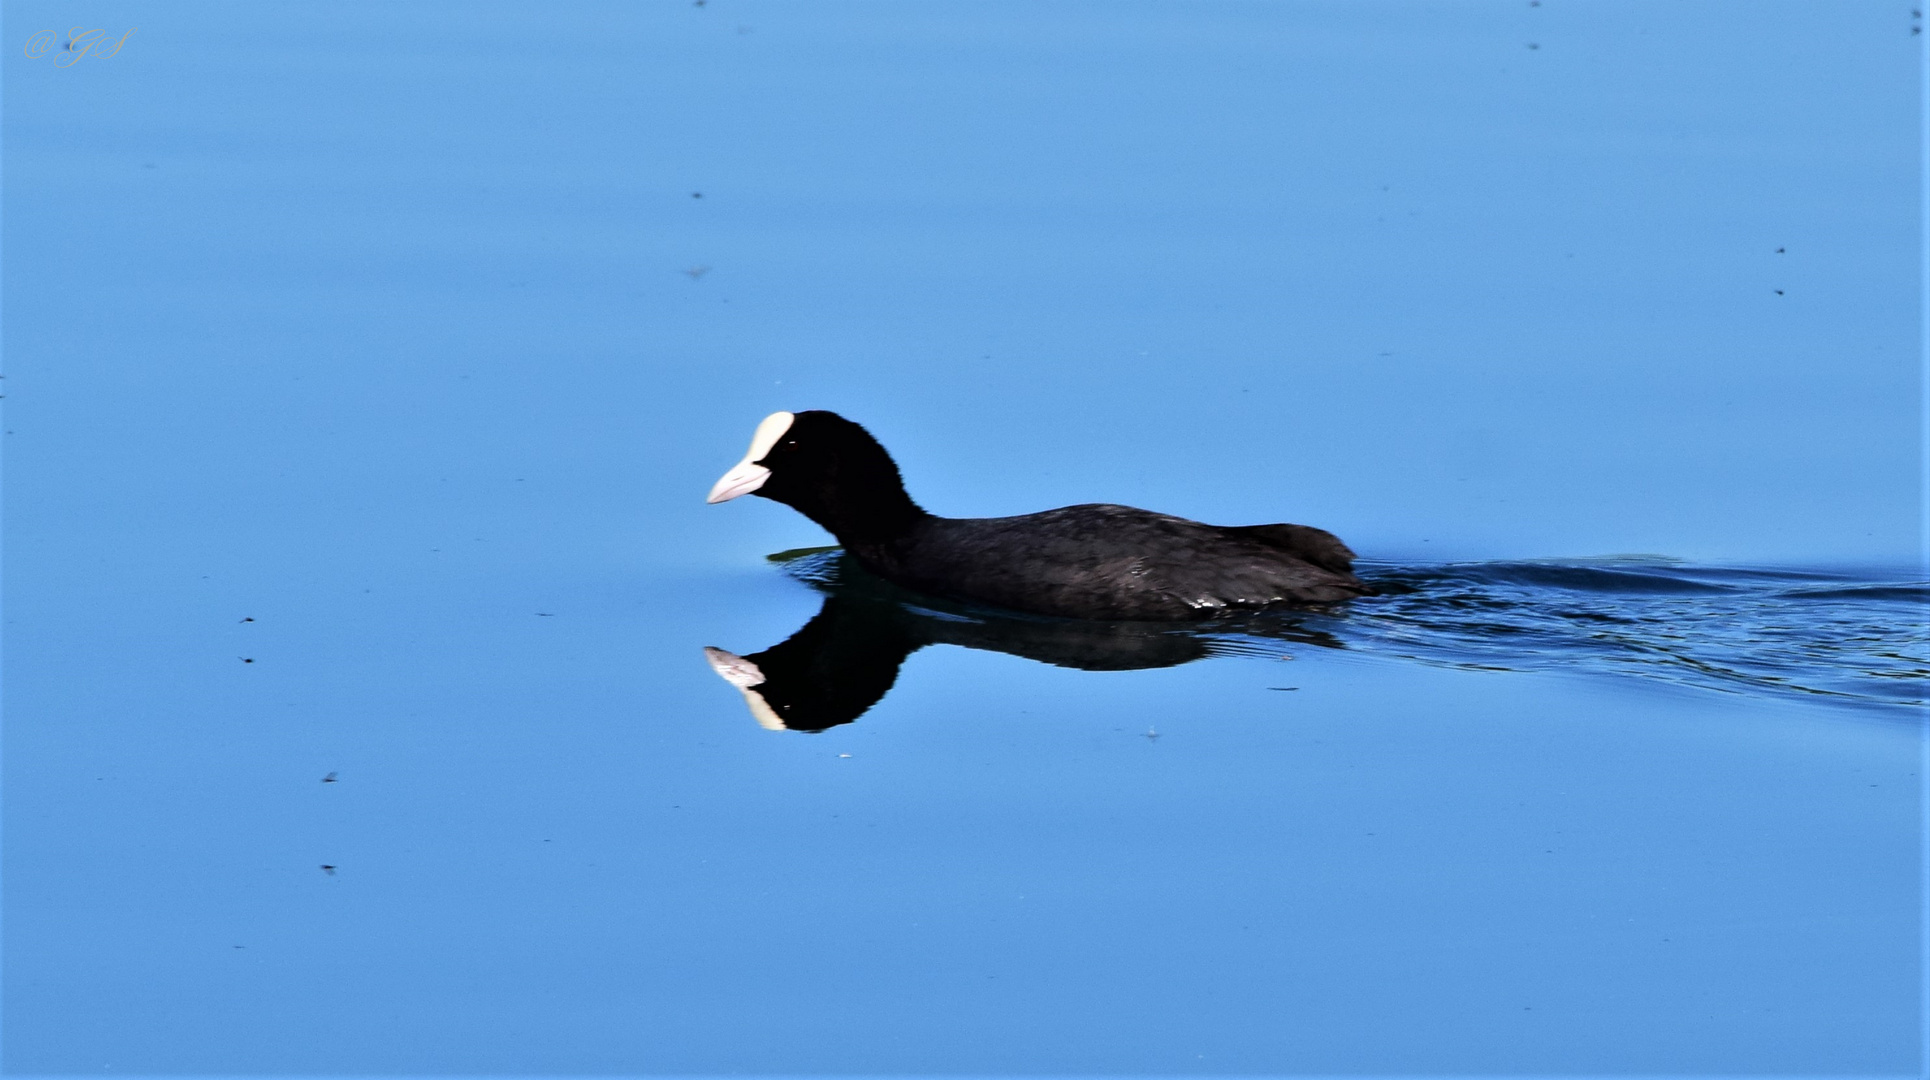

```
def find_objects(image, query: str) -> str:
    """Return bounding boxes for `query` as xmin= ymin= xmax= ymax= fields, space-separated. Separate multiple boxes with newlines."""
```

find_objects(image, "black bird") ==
xmin=706 ymin=411 xmax=1372 ymax=620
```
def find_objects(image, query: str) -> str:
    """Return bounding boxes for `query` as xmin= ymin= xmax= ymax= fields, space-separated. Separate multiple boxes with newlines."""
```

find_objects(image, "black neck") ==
xmin=785 ymin=479 xmax=930 ymax=547
xmin=755 ymin=413 xmax=933 ymax=547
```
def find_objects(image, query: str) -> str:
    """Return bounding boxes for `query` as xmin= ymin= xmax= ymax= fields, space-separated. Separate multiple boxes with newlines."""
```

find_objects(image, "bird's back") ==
xmin=868 ymin=503 xmax=1371 ymax=621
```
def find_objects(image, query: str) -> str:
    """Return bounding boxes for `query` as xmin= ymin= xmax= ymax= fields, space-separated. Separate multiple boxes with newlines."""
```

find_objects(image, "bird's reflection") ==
xmin=704 ymin=549 xmax=1346 ymax=732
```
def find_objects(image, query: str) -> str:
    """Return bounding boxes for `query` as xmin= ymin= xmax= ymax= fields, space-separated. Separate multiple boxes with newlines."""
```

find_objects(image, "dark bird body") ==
xmin=869 ymin=505 xmax=1367 ymax=619
xmin=707 ymin=410 xmax=1372 ymax=621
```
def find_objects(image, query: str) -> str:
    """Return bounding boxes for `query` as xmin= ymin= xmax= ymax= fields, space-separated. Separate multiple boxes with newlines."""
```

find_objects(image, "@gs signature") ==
xmin=24 ymin=27 xmax=135 ymax=65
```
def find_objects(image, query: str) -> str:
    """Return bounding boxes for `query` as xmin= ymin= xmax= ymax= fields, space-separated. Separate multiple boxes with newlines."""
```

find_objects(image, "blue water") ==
xmin=5 ymin=2 xmax=1921 ymax=1076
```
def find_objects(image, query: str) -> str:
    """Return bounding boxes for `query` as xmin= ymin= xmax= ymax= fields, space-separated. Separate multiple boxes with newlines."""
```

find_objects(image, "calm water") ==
xmin=5 ymin=2 xmax=1921 ymax=1076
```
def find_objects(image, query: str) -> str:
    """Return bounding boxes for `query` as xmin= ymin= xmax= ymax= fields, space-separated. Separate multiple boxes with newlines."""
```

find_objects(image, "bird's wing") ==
xmin=1218 ymin=523 xmax=1359 ymax=577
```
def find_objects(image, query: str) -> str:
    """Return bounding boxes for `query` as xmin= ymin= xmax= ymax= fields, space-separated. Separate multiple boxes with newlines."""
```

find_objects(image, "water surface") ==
xmin=715 ymin=549 xmax=1925 ymax=735
xmin=4 ymin=1 xmax=1920 ymax=1076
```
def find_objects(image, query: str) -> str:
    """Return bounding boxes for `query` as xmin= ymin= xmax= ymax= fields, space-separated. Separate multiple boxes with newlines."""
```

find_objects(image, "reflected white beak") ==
xmin=702 ymin=646 xmax=786 ymax=730
xmin=703 ymin=646 xmax=765 ymax=688
xmin=706 ymin=460 xmax=770 ymax=504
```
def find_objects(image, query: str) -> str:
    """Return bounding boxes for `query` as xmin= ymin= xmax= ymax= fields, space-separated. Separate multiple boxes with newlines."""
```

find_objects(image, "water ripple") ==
xmin=1323 ymin=560 xmax=1929 ymax=710
xmin=775 ymin=550 xmax=1927 ymax=712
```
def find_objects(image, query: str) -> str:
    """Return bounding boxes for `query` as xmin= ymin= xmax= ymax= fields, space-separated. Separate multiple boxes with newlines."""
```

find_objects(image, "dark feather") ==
xmin=1220 ymin=523 xmax=1363 ymax=579
xmin=726 ymin=411 xmax=1373 ymax=621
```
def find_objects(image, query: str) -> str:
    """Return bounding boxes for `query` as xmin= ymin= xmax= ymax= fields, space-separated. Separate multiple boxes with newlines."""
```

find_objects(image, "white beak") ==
xmin=706 ymin=460 xmax=770 ymax=504
xmin=706 ymin=411 xmax=795 ymax=504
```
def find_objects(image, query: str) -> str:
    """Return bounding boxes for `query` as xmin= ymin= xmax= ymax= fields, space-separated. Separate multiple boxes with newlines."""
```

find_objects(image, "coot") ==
xmin=706 ymin=410 xmax=1373 ymax=620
